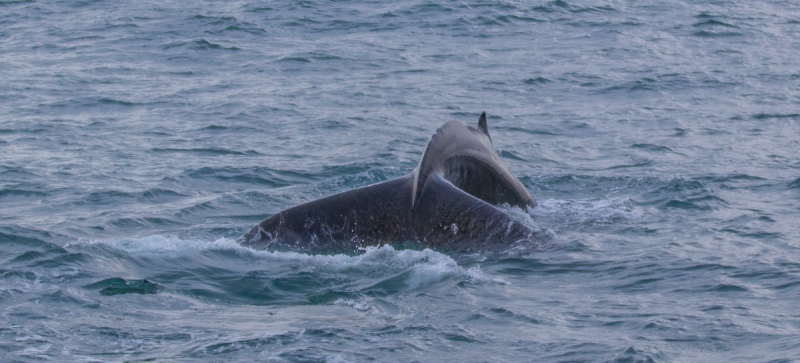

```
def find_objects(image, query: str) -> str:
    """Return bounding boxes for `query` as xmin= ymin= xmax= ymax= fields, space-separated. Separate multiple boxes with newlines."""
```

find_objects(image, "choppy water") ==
xmin=2 ymin=0 xmax=800 ymax=361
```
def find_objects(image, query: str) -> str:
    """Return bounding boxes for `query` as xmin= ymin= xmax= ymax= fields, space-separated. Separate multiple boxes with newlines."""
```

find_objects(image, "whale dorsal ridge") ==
xmin=477 ymin=111 xmax=490 ymax=141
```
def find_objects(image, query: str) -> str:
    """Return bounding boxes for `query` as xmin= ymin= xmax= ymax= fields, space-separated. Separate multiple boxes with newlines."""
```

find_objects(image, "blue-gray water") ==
xmin=2 ymin=0 xmax=800 ymax=361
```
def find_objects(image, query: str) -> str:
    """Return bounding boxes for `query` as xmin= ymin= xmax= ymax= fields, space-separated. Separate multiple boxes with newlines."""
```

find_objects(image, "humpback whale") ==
xmin=241 ymin=112 xmax=541 ymax=253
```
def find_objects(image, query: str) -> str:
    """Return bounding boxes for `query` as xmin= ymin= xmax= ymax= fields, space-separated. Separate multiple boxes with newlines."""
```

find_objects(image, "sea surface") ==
xmin=2 ymin=0 xmax=800 ymax=361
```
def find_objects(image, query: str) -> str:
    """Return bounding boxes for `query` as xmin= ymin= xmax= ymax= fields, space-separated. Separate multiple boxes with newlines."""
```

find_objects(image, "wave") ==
xmin=531 ymin=196 xmax=642 ymax=229
xmin=161 ymin=39 xmax=240 ymax=51
xmin=65 ymin=236 xmax=508 ymax=304
xmin=0 ymin=188 xmax=49 ymax=200
xmin=74 ymin=188 xmax=188 ymax=206
xmin=532 ymin=175 xmax=737 ymax=211
xmin=151 ymin=147 xmax=260 ymax=156
xmin=640 ymin=177 xmax=727 ymax=211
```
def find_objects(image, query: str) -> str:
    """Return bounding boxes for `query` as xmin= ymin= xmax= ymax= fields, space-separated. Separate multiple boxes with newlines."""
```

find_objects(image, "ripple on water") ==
xmin=151 ymin=147 xmax=261 ymax=156
xmin=638 ymin=177 xmax=727 ymax=211
xmin=787 ymin=178 xmax=800 ymax=190
xmin=170 ymin=166 xmax=314 ymax=189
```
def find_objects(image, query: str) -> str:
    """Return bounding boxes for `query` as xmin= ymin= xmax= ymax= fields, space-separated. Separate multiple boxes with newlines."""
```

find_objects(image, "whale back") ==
xmin=240 ymin=174 xmax=415 ymax=250
xmin=413 ymin=113 xmax=536 ymax=210
xmin=241 ymin=112 xmax=540 ymax=252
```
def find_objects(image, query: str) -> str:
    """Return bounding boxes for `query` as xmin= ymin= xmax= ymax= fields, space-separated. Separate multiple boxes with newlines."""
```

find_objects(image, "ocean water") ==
xmin=2 ymin=0 xmax=800 ymax=361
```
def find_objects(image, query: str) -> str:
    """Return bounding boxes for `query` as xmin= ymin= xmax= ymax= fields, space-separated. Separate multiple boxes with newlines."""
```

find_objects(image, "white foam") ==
xmin=257 ymin=245 xmax=503 ymax=288
xmin=465 ymin=265 xmax=510 ymax=285
xmin=333 ymin=298 xmax=370 ymax=311
xmin=65 ymin=235 xmax=242 ymax=254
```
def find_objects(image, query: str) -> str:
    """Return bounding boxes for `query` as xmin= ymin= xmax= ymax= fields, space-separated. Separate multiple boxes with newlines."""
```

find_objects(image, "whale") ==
xmin=240 ymin=112 xmax=542 ymax=253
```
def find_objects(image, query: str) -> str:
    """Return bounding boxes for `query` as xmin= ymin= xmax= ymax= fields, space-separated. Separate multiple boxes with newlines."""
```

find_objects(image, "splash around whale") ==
xmin=241 ymin=113 xmax=545 ymax=253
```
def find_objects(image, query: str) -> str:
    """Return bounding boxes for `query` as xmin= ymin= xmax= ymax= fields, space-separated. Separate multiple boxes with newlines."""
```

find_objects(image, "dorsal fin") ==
xmin=477 ymin=112 xmax=490 ymax=141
